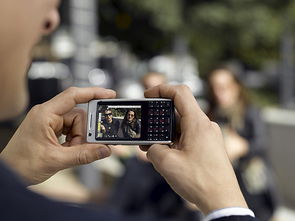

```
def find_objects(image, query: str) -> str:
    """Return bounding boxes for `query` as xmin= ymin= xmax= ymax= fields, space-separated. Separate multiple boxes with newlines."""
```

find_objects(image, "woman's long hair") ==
xmin=207 ymin=65 xmax=249 ymax=129
xmin=122 ymin=110 xmax=138 ymax=128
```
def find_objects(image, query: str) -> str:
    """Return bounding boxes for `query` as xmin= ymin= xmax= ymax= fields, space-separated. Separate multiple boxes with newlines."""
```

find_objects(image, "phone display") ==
xmin=87 ymin=99 xmax=175 ymax=145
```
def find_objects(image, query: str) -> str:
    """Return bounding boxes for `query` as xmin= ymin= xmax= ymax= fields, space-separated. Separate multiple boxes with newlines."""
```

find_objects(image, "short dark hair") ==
xmin=104 ymin=109 xmax=112 ymax=114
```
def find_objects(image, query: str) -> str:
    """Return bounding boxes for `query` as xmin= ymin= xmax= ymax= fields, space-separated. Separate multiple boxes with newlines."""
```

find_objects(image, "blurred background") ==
xmin=1 ymin=0 xmax=295 ymax=220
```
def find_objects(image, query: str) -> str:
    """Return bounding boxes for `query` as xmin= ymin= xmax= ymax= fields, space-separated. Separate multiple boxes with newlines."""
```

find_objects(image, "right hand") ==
xmin=101 ymin=124 xmax=106 ymax=133
xmin=128 ymin=129 xmax=137 ymax=138
xmin=224 ymin=129 xmax=249 ymax=162
xmin=142 ymin=85 xmax=248 ymax=215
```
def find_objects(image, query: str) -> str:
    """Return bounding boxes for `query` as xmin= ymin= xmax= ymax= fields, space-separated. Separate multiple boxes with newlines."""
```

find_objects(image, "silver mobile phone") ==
xmin=87 ymin=99 xmax=175 ymax=145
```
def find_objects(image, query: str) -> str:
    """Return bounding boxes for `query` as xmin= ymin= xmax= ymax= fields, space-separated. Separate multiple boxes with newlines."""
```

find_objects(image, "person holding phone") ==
xmin=0 ymin=0 xmax=258 ymax=220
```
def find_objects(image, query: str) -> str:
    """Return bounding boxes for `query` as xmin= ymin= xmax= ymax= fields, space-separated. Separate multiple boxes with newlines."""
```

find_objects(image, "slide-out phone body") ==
xmin=87 ymin=99 xmax=175 ymax=145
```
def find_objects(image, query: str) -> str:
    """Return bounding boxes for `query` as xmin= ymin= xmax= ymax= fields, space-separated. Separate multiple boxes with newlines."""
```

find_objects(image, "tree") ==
xmin=98 ymin=0 xmax=295 ymax=74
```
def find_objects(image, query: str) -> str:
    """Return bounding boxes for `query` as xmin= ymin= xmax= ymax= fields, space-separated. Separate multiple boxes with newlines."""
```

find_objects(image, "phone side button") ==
xmin=88 ymin=113 xmax=93 ymax=131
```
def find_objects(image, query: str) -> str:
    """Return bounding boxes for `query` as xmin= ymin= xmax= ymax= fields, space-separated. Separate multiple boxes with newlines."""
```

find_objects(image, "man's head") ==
xmin=0 ymin=0 xmax=60 ymax=120
xmin=104 ymin=109 xmax=113 ymax=123
xmin=126 ymin=110 xmax=136 ymax=123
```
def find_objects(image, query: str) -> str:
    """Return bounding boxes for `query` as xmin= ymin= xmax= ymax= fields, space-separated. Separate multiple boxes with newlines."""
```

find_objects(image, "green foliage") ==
xmin=124 ymin=0 xmax=183 ymax=32
xmin=98 ymin=0 xmax=295 ymax=74
xmin=108 ymin=108 xmax=141 ymax=119
xmin=187 ymin=0 xmax=286 ymax=74
xmin=248 ymin=88 xmax=279 ymax=107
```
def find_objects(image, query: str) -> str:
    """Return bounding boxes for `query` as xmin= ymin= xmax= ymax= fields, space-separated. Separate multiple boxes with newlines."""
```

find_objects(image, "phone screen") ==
xmin=87 ymin=99 xmax=175 ymax=144
xmin=96 ymin=103 xmax=142 ymax=140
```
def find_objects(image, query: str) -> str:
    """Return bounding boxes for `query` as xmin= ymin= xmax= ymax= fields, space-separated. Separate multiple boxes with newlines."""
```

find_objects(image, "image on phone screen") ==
xmin=87 ymin=99 xmax=175 ymax=145
xmin=96 ymin=104 xmax=142 ymax=140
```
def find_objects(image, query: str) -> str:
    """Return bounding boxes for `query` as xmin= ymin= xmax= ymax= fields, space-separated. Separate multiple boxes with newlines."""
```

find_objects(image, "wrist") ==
xmin=198 ymin=186 xmax=248 ymax=215
xmin=0 ymin=150 xmax=35 ymax=185
xmin=205 ymin=207 xmax=255 ymax=221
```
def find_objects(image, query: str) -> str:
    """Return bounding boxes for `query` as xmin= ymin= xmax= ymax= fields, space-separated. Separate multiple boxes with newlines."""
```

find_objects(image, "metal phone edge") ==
xmin=86 ymin=98 xmax=174 ymax=144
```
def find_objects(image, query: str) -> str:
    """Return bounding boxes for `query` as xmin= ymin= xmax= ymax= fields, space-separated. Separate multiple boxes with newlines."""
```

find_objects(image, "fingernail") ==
xmin=98 ymin=146 xmax=111 ymax=159
xmin=106 ymin=89 xmax=115 ymax=94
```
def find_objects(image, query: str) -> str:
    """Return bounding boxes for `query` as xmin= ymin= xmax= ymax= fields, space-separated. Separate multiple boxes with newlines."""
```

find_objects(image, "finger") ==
xmin=145 ymin=85 xmax=210 ymax=146
xmin=139 ymin=145 xmax=151 ymax=152
xmin=144 ymin=84 xmax=203 ymax=118
xmin=146 ymin=144 xmax=171 ymax=170
xmin=60 ymin=144 xmax=112 ymax=167
xmin=44 ymin=87 xmax=116 ymax=115
xmin=175 ymin=110 xmax=181 ymax=134
xmin=63 ymin=108 xmax=87 ymax=145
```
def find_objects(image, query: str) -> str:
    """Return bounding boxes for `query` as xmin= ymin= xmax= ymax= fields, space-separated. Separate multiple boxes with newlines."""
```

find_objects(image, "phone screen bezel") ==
xmin=87 ymin=99 xmax=174 ymax=145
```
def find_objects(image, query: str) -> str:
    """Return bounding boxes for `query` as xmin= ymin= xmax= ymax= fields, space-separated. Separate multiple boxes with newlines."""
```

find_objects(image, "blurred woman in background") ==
xmin=207 ymin=66 xmax=279 ymax=221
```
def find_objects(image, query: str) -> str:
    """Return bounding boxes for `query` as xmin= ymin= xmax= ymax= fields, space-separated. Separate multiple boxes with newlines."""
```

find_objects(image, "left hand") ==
xmin=0 ymin=87 xmax=116 ymax=185
xmin=224 ymin=129 xmax=249 ymax=162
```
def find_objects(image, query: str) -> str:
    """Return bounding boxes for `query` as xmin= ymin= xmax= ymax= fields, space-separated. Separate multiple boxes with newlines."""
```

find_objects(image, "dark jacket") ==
xmin=0 ymin=160 xmax=173 ymax=221
xmin=212 ymin=216 xmax=259 ymax=221
xmin=211 ymin=106 xmax=278 ymax=221
xmin=121 ymin=121 xmax=140 ymax=138
xmin=0 ymin=160 xmax=260 ymax=221
xmin=102 ymin=119 xmax=120 ymax=138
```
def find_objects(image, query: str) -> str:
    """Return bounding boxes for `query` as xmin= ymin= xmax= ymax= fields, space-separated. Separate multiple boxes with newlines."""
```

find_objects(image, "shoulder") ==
xmin=114 ymin=119 xmax=120 ymax=124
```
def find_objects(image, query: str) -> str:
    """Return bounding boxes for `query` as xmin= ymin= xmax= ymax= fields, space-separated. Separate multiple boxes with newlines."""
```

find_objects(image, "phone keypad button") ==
xmin=154 ymin=126 xmax=159 ymax=133
xmin=147 ymin=101 xmax=173 ymax=141
xmin=148 ymin=118 xmax=154 ymax=124
xmin=154 ymin=117 xmax=159 ymax=125
xmin=148 ymin=110 xmax=154 ymax=116
xmin=159 ymin=133 xmax=168 ymax=139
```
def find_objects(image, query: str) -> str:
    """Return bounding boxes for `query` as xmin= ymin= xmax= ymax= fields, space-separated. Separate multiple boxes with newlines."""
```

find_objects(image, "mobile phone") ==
xmin=87 ymin=99 xmax=175 ymax=145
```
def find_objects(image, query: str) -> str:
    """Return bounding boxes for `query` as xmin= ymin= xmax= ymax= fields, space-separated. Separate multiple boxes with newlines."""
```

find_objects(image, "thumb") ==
xmin=147 ymin=144 xmax=171 ymax=172
xmin=60 ymin=144 xmax=111 ymax=167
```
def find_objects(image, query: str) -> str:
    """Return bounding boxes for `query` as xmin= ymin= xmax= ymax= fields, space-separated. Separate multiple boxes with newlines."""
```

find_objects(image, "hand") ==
xmin=129 ymin=129 xmax=137 ymax=138
xmin=141 ymin=85 xmax=248 ymax=215
xmin=101 ymin=124 xmax=106 ymax=133
xmin=224 ymin=130 xmax=249 ymax=162
xmin=0 ymin=87 xmax=116 ymax=185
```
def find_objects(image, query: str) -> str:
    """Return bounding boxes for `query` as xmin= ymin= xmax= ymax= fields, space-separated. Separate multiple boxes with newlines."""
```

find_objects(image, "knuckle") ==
xmin=160 ymin=151 xmax=179 ymax=170
xmin=165 ymin=151 xmax=177 ymax=163
xmin=148 ymin=146 xmax=175 ymax=167
xmin=31 ymin=104 xmax=41 ymax=111
xmin=66 ymin=87 xmax=78 ymax=96
xmin=47 ymin=150 xmax=59 ymax=164
xmin=74 ymin=108 xmax=86 ymax=115
xmin=29 ymin=104 xmax=45 ymax=116
xmin=77 ymin=149 xmax=91 ymax=165
xmin=198 ymin=118 xmax=213 ymax=131
xmin=178 ymin=84 xmax=191 ymax=93
xmin=210 ymin=121 xmax=220 ymax=130
xmin=39 ymin=149 xmax=60 ymax=172
xmin=73 ymin=108 xmax=87 ymax=122
xmin=210 ymin=121 xmax=222 ymax=134
xmin=174 ymin=85 xmax=192 ymax=99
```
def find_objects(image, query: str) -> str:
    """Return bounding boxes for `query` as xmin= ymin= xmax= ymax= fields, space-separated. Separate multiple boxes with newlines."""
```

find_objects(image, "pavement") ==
xmin=263 ymin=108 xmax=295 ymax=221
xmin=273 ymin=207 xmax=295 ymax=221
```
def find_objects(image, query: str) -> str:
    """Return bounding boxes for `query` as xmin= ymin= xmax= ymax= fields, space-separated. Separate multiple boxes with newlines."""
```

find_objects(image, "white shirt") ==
xmin=204 ymin=207 xmax=255 ymax=221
